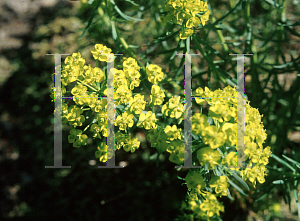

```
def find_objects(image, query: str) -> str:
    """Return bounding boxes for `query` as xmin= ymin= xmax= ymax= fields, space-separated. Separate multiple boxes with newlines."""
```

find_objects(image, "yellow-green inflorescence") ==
xmin=163 ymin=0 xmax=211 ymax=39
xmin=53 ymin=43 xmax=272 ymax=220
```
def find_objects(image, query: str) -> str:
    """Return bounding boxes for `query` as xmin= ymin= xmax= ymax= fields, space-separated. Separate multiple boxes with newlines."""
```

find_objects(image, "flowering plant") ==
xmin=51 ymin=42 xmax=272 ymax=220
xmin=163 ymin=0 xmax=211 ymax=39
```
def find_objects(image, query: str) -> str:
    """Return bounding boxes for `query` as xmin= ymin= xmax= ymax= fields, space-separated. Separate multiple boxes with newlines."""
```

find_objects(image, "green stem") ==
xmin=211 ymin=16 xmax=229 ymax=54
xmin=83 ymin=115 xmax=96 ymax=133
xmin=140 ymin=76 xmax=148 ymax=82
xmin=244 ymin=0 xmax=259 ymax=104
xmin=115 ymin=25 xmax=146 ymax=73
xmin=77 ymin=79 xmax=99 ymax=92
xmin=193 ymin=36 xmax=226 ymax=85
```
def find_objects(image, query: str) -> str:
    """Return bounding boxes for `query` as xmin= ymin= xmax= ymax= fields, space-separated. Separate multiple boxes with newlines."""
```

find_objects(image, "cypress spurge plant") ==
xmin=51 ymin=43 xmax=272 ymax=220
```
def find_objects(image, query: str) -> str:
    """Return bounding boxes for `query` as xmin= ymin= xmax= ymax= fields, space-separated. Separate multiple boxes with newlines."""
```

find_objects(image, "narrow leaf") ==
xmin=191 ymin=134 xmax=199 ymax=140
xmin=177 ymin=176 xmax=185 ymax=180
xmin=287 ymin=26 xmax=300 ymax=38
xmin=232 ymin=172 xmax=250 ymax=191
xmin=264 ymin=0 xmax=284 ymax=9
xmin=122 ymin=0 xmax=139 ymax=6
xmin=273 ymin=180 xmax=285 ymax=184
xmin=114 ymin=5 xmax=145 ymax=21
xmin=195 ymin=36 xmax=228 ymax=62
xmin=228 ymin=178 xmax=248 ymax=196
xmin=79 ymin=0 xmax=102 ymax=39
xmin=226 ymin=188 xmax=234 ymax=201
xmin=254 ymin=193 xmax=268 ymax=202
xmin=282 ymin=155 xmax=300 ymax=170
xmin=111 ymin=21 xmax=117 ymax=40
xmin=149 ymin=152 xmax=158 ymax=160
xmin=271 ymin=153 xmax=296 ymax=172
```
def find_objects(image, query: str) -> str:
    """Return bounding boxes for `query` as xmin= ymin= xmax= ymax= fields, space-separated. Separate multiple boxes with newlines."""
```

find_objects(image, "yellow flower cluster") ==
xmin=177 ymin=85 xmax=272 ymax=218
xmin=163 ymin=0 xmax=211 ymax=39
xmin=181 ymin=192 xmax=224 ymax=220
xmin=193 ymin=86 xmax=272 ymax=186
xmin=59 ymin=44 xmax=175 ymax=163
xmin=56 ymin=43 xmax=272 ymax=220
xmin=161 ymin=96 xmax=185 ymax=119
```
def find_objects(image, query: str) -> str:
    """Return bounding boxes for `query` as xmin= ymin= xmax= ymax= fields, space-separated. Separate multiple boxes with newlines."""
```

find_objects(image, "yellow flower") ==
xmin=192 ymin=113 xmax=209 ymax=135
xmin=123 ymin=134 xmax=140 ymax=153
xmin=162 ymin=96 xmax=184 ymax=119
xmin=179 ymin=29 xmax=194 ymax=39
xmin=270 ymin=203 xmax=281 ymax=214
xmin=221 ymin=123 xmax=237 ymax=147
xmin=222 ymin=152 xmax=238 ymax=170
xmin=199 ymin=1 xmax=209 ymax=11
xmin=195 ymin=87 xmax=206 ymax=105
xmin=91 ymin=44 xmax=114 ymax=62
xmin=95 ymin=142 xmax=108 ymax=162
xmin=209 ymin=175 xmax=229 ymax=196
xmin=198 ymin=192 xmax=224 ymax=219
xmin=137 ymin=111 xmax=158 ymax=130
xmin=197 ymin=147 xmax=221 ymax=169
xmin=128 ymin=94 xmax=147 ymax=115
xmin=68 ymin=128 xmax=88 ymax=148
xmin=72 ymin=52 xmax=86 ymax=68
xmin=201 ymin=125 xmax=226 ymax=149
xmin=115 ymin=111 xmax=134 ymax=132
xmin=123 ymin=57 xmax=140 ymax=71
xmin=164 ymin=125 xmax=182 ymax=141
xmin=168 ymin=140 xmax=188 ymax=165
xmin=240 ymin=163 xmax=267 ymax=187
xmin=186 ymin=16 xmax=201 ymax=28
xmin=146 ymin=64 xmax=165 ymax=85
xmin=71 ymin=84 xmax=87 ymax=96
xmin=200 ymin=11 xmax=211 ymax=26
xmin=90 ymin=124 xmax=102 ymax=138
xmin=123 ymin=57 xmax=141 ymax=90
xmin=150 ymin=85 xmax=165 ymax=105
xmin=163 ymin=0 xmax=211 ymax=39
xmin=115 ymin=85 xmax=132 ymax=105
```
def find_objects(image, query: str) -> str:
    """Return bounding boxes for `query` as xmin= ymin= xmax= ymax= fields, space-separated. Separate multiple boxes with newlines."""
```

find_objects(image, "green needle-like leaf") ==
xmin=271 ymin=153 xmax=296 ymax=172
xmin=79 ymin=0 xmax=102 ymax=39
xmin=231 ymin=171 xmax=250 ymax=191
xmin=282 ymin=155 xmax=300 ymax=170
xmin=228 ymin=178 xmax=248 ymax=196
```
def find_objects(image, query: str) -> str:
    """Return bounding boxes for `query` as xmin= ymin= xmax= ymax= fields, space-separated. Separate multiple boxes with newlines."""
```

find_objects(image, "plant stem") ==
xmin=244 ymin=0 xmax=259 ymax=105
xmin=193 ymin=36 xmax=227 ymax=85
xmin=77 ymin=79 xmax=99 ymax=92
xmin=115 ymin=25 xmax=146 ymax=73
xmin=210 ymin=16 xmax=229 ymax=54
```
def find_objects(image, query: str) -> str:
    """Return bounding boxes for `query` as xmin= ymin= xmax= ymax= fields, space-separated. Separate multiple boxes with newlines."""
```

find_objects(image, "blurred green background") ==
xmin=0 ymin=0 xmax=299 ymax=220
